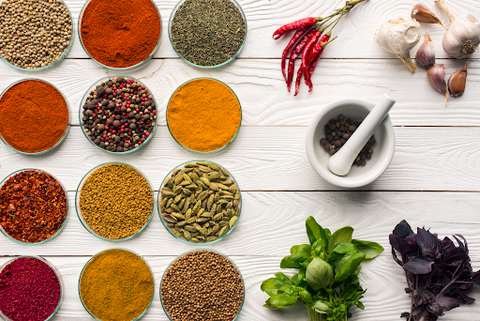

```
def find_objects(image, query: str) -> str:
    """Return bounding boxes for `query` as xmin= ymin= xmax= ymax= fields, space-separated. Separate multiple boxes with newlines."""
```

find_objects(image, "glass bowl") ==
xmin=160 ymin=249 xmax=245 ymax=321
xmin=0 ymin=79 xmax=70 ymax=155
xmin=166 ymin=78 xmax=242 ymax=154
xmin=157 ymin=160 xmax=241 ymax=245
xmin=0 ymin=0 xmax=73 ymax=71
xmin=0 ymin=169 xmax=68 ymax=245
xmin=76 ymin=162 xmax=154 ymax=241
xmin=78 ymin=0 xmax=161 ymax=71
xmin=168 ymin=0 xmax=247 ymax=68
xmin=78 ymin=249 xmax=154 ymax=321
xmin=79 ymin=76 xmax=158 ymax=154
xmin=0 ymin=256 xmax=63 ymax=321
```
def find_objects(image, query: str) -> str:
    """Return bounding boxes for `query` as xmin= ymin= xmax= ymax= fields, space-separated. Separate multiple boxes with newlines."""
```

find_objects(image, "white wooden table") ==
xmin=1 ymin=0 xmax=480 ymax=320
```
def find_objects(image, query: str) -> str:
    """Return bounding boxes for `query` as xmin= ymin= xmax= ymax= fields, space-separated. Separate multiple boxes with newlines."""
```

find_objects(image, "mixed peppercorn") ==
xmin=81 ymin=77 xmax=156 ymax=153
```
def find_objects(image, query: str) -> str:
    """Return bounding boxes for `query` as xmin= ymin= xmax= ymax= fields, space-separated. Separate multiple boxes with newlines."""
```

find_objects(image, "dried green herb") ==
xmin=170 ymin=0 xmax=246 ymax=66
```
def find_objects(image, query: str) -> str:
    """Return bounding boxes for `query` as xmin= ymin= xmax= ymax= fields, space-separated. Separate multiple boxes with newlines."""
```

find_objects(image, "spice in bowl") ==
xmin=79 ymin=249 xmax=154 ymax=321
xmin=161 ymin=250 xmax=244 ymax=321
xmin=0 ymin=257 xmax=62 ymax=321
xmin=170 ymin=0 xmax=246 ymax=67
xmin=167 ymin=78 xmax=241 ymax=153
xmin=0 ymin=170 xmax=68 ymax=244
xmin=0 ymin=79 xmax=69 ymax=154
xmin=0 ymin=0 xmax=72 ymax=70
xmin=79 ymin=0 xmax=161 ymax=69
xmin=321 ymin=115 xmax=376 ymax=166
xmin=159 ymin=161 xmax=241 ymax=244
xmin=80 ymin=76 xmax=157 ymax=153
xmin=77 ymin=163 xmax=153 ymax=240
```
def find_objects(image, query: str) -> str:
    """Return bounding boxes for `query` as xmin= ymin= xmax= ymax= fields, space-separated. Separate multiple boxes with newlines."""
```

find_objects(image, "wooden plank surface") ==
xmin=2 ymin=0 xmax=480 ymax=320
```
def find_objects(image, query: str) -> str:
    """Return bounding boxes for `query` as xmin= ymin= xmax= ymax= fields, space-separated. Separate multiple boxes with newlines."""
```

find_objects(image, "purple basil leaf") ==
xmin=417 ymin=227 xmax=439 ymax=260
xmin=427 ymin=302 xmax=444 ymax=316
xmin=450 ymin=291 xmax=476 ymax=304
xmin=393 ymin=220 xmax=414 ymax=238
xmin=404 ymin=256 xmax=434 ymax=274
xmin=390 ymin=234 xmax=418 ymax=255
xmin=444 ymin=247 xmax=468 ymax=263
xmin=435 ymin=296 xmax=460 ymax=311
xmin=453 ymin=234 xmax=468 ymax=253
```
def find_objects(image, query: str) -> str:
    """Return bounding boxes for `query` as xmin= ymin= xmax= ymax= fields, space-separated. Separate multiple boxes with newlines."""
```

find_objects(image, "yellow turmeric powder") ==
xmin=167 ymin=78 xmax=242 ymax=152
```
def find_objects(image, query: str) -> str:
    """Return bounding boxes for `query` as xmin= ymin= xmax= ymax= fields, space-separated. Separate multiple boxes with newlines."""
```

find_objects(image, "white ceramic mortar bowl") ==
xmin=306 ymin=98 xmax=395 ymax=188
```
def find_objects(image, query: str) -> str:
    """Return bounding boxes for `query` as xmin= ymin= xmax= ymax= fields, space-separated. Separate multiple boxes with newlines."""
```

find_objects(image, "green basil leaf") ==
xmin=327 ymin=242 xmax=357 ymax=265
xmin=280 ymin=255 xmax=303 ymax=269
xmin=313 ymin=300 xmax=332 ymax=314
xmin=306 ymin=257 xmax=334 ymax=291
xmin=263 ymin=298 xmax=275 ymax=309
xmin=352 ymin=239 xmax=384 ymax=260
xmin=300 ymin=256 xmax=314 ymax=268
xmin=298 ymin=288 xmax=313 ymax=305
xmin=291 ymin=267 xmax=306 ymax=285
xmin=274 ymin=272 xmax=291 ymax=284
xmin=324 ymin=228 xmax=332 ymax=241
xmin=311 ymin=238 xmax=326 ymax=258
xmin=306 ymin=216 xmax=327 ymax=246
xmin=341 ymin=283 xmax=360 ymax=300
xmin=291 ymin=244 xmax=312 ymax=257
xmin=261 ymin=278 xmax=284 ymax=296
xmin=269 ymin=293 xmax=298 ymax=308
xmin=297 ymin=267 xmax=306 ymax=282
xmin=333 ymin=252 xmax=366 ymax=286
xmin=328 ymin=226 xmax=354 ymax=253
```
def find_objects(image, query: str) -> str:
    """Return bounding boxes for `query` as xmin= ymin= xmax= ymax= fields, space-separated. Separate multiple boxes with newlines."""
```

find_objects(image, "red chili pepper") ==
xmin=281 ymin=26 xmax=310 ymax=83
xmin=307 ymin=32 xmax=331 ymax=62
xmin=287 ymin=29 xmax=316 ymax=92
xmin=305 ymin=34 xmax=331 ymax=91
xmin=294 ymin=66 xmax=303 ymax=96
xmin=301 ymin=28 xmax=323 ymax=93
xmin=273 ymin=17 xmax=319 ymax=40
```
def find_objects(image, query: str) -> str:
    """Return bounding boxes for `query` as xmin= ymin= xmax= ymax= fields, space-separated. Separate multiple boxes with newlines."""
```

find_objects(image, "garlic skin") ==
xmin=447 ymin=61 xmax=468 ymax=96
xmin=435 ymin=0 xmax=480 ymax=58
xmin=375 ymin=18 xmax=421 ymax=72
xmin=411 ymin=4 xmax=443 ymax=26
xmin=416 ymin=32 xmax=435 ymax=68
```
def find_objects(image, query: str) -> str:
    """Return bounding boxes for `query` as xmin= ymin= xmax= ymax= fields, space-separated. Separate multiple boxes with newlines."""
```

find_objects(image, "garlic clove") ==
xmin=416 ymin=32 xmax=436 ymax=68
xmin=447 ymin=61 xmax=468 ymax=96
xmin=427 ymin=64 xmax=450 ymax=108
xmin=411 ymin=4 xmax=443 ymax=26
xmin=374 ymin=18 xmax=421 ymax=72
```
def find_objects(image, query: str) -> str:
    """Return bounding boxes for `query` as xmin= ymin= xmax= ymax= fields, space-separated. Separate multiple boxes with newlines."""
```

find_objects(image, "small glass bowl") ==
xmin=79 ymin=76 xmax=158 ymax=154
xmin=78 ymin=0 xmax=161 ymax=71
xmin=0 ymin=256 xmax=63 ymax=321
xmin=0 ymin=169 xmax=68 ymax=245
xmin=76 ymin=162 xmax=154 ymax=241
xmin=168 ymin=0 xmax=247 ymax=68
xmin=78 ymin=249 xmax=154 ymax=321
xmin=160 ymin=249 xmax=245 ymax=321
xmin=166 ymin=78 xmax=242 ymax=154
xmin=157 ymin=160 xmax=241 ymax=245
xmin=0 ymin=79 xmax=70 ymax=155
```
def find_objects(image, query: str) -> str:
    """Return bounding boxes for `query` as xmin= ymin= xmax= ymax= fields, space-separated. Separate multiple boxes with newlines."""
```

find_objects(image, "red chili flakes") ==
xmin=0 ymin=170 xmax=67 ymax=243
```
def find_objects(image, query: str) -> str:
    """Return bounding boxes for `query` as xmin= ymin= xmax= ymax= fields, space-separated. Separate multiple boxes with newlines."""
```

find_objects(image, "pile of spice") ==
xmin=80 ymin=0 xmax=161 ymax=68
xmin=167 ymin=78 xmax=241 ymax=152
xmin=0 ymin=170 xmax=67 ymax=243
xmin=80 ymin=249 xmax=154 ymax=321
xmin=0 ymin=79 xmax=69 ymax=154
xmin=0 ymin=0 xmax=72 ymax=69
xmin=170 ymin=0 xmax=246 ymax=66
xmin=81 ymin=77 xmax=156 ymax=153
xmin=159 ymin=161 xmax=240 ymax=243
xmin=321 ymin=115 xmax=376 ymax=167
xmin=0 ymin=257 xmax=61 ymax=321
xmin=78 ymin=163 xmax=153 ymax=240
xmin=161 ymin=250 xmax=244 ymax=321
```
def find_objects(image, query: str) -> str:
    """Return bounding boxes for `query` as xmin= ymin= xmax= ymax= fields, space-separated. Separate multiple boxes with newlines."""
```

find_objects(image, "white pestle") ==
xmin=328 ymin=94 xmax=396 ymax=177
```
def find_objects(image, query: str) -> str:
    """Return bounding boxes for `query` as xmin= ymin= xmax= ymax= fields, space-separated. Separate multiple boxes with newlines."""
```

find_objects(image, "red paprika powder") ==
xmin=80 ymin=0 xmax=161 ymax=68
xmin=0 ymin=79 xmax=69 ymax=154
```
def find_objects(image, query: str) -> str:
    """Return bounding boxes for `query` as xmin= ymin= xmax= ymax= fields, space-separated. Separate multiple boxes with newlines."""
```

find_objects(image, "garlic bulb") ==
xmin=447 ymin=61 xmax=468 ymax=96
xmin=375 ymin=18 xmax=421 ymax=72
xmin=435 ymin=0 xmax=480 ymax=58
xmin=416 ymin=32 xmax=435 ymax=68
